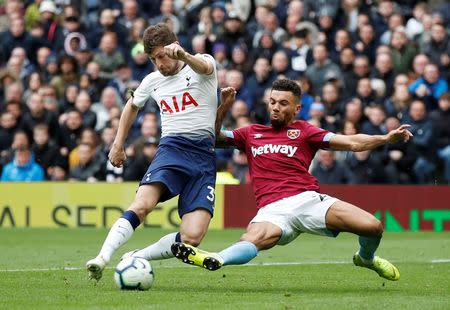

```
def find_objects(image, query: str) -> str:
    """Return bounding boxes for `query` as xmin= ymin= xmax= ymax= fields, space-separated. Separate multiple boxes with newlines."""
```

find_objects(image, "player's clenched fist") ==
xmin=164 ymin=43 xmax=185 ymax=60
xmin=109 ymin=145 xmax=127 ymax=167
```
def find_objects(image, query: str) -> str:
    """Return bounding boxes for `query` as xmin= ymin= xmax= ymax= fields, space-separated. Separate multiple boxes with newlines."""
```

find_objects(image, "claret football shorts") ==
xmin=250 ymin=191 xmax=340 ymax=245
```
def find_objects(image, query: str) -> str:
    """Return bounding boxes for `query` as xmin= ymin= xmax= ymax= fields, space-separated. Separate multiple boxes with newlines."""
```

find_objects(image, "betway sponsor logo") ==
xmin=251 ymin=144 xmax=298 ymax=158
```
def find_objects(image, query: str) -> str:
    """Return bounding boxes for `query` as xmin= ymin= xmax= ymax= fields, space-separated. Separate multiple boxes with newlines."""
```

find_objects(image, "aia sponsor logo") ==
xmin=287 ymin=129 xmax=301 ymax=139
xmin=159 ymin=92 xmax=198 ymax=114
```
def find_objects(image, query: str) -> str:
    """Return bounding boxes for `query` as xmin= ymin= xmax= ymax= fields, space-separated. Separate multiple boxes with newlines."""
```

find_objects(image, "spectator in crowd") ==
xmin=91 ymin=86 xmax=122 ymax=132
xmin=129 ymin=116 xmax=160 ymax=159
xmin=21 ymin=92 xmax=59 ymax=142
xmin=246 ymin=56 xmax=277 ymax=110
xmin=58 ymin=83 xmax=79 ymax=113
xmin=74 ymin=91 xmax=96 ymax=129
xmin=124 ymin=137 xmax=158 ymax=181
xmin=1 ymin=146 xmax=44 ymax=181
xmin=0 ymin=17 xmax=47 ymax=65
xmin=382 ymin=114 xmax=417 ymax=184
xmin=311 ymin=149 xmax=353 ymax=184
xmin=35 ymin=46 xmax=52 ymax=82
xmin=92 ymin=32 xmax=125 ymax=80
xmin=117 ymin=0 xmax=144 ymax=30
xmin=23 ymin=71 xmax=43 ymax=103
xmin=216 ymin=11 xmax=251 ymax=56
xmin=389 ymin=27 xmax=418 ymax=75
xmin=345 ymin=149 xmax=387 ymax=184
xmin=59 ymin=108 xmax=84 ymax=156
xmin=321 ymin=82 xmax=344 ymax=129
xmin=295 ymin=76 xmax=315 ymax=121
xmin=305 ymin=44 xmax=342 ymax=96
xmin=87 ymin=8 xmax=128 ymax=50
xmin=354 ymin=23 xmax=378 ymax=65
xmin=380 ymin=14 xmax=404 ymax=46
xmin=371 ymin=52 xmax=396 ymax=97
xmin=372 ymin=0 xmax=395 ymax=37
xmin=226 ymin=69 xmax=253 ymax=112
xmin=68 ymin=142 xmax=106 ymax=182
xmin=130 ymin=43 xmax=154 ymax=82
xmin=211 ymin=43 xmax=229 ymax=70
xmin=329 ymin=29 xmax=352 ymax=65
xmin=252 ymin=12 xmax=287 ymax=49
xmin=1 ymin=130 xmax=30 ymax=172
xmin=85 ymin=61 xmax=108 ymax=102
xmin=228 ymin=44 xmax=251 ymax=79
xmin=409 ymin=63 xmax=449 ymax=111
xmin=429 ymin=92 xmax=450 ymax=183
xmin=52 ymin=6 xmax=88 ymax=54
xmin=50 ymin=54 xmax=79 ymax=99
xmin=31 ymin=123 xmax=59 ymax=179
xmin=107 ymin=63 xmax=134 ymax=101
xmin=37 ymin=0 xmax=61 ymax=46
xmin=0 ymin=111 xmax=18 ymax=152
xmin=420 ymin=22 xmax=450 ymax=77
xmin=403 ymin=100 xmax=436 ymax=184
xmin=223 ymin=99 xmax=249 ymax=130
xmin=288 ymin=29 xmax=313 ymax=76
xmin=384 ymin=84 xmax=412 ymax=120
xmin=215 ymin=159 xmax=240 ymax=185
xmin=271 ymin=49 xmax=296 ymax=80
xmin=409 ymin=53 xmax=430 ymax=82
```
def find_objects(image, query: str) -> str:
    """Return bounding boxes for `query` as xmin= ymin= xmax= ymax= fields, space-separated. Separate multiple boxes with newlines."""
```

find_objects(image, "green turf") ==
xmin=0 ymin=228 xmax=448 ymax=310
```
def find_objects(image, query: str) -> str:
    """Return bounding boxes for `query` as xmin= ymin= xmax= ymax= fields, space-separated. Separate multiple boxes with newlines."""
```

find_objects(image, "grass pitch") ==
xmin=0 ymin=228 xmax=448 ymax=310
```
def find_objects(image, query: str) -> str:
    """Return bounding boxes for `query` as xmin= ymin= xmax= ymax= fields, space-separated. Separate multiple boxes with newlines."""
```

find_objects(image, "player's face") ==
xmin=149 ymin=46 xmax=180 ymax=76
xmin=268 ymin=90 xmax=300 ymax=127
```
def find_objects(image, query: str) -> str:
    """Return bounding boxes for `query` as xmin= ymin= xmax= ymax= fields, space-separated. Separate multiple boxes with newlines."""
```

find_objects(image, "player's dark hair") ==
xmin=272 ymin=79 xmax=302 ymax=101
xmin=143 ymin=23 xmax=177 ymax=55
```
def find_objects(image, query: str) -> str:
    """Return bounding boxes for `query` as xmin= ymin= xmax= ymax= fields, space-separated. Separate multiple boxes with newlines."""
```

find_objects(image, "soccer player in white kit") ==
xmin=172 ymin=79 xmax=413 ymax=281
xmin=86 ymin=23 xmax=228 ymax=281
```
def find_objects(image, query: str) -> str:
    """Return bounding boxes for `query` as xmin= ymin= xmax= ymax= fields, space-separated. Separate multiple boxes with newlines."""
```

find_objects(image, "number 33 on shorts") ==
xmin=206 ymin=185 xmax=215 ymax=203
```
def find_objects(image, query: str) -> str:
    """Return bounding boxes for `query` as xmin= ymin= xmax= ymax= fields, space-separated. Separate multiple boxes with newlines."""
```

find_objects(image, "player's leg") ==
xmin=325 ymin=200 xmax=400 ymax=280
xmin=217 ymin=221 xmax=281 ymax=265
xmin=171 ymin=221 xmax=278 ymax=271
xmin=86 ymin=183 xmax=164 ymax=281
xmin=130 ymin=208 xmax=211 ymax=261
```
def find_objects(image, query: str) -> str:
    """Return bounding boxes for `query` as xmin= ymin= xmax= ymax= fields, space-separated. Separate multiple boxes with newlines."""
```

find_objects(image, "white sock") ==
xmin=133 ymin=232 xmax=178 ymax=260
xmin=98 ymin=218 xmax=134 ymax=263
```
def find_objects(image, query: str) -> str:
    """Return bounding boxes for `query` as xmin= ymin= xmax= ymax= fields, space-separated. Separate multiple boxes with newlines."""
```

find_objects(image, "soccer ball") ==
xmin=114 ymin=257 xmax=154 ymax=290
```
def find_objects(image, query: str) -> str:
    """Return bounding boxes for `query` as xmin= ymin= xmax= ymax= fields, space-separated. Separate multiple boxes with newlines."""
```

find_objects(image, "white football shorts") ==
xmin=250 ymin=191 xmax=340 ymax=245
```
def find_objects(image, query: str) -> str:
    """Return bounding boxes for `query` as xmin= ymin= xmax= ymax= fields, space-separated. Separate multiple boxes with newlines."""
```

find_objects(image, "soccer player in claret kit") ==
xmin=172 ymin=79 xmax=414 ymax=281
xmin=86 ymin=23 xmax=232 ymax=281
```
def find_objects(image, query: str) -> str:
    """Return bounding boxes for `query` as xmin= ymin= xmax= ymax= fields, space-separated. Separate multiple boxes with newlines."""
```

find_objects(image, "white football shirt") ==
xmin=133 ymin=54 xmax=218 ymax=139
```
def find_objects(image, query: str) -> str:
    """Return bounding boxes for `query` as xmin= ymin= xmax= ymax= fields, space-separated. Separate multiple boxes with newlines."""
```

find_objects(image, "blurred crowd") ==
xmin=0 ymin=0 xmax=449 ymax=185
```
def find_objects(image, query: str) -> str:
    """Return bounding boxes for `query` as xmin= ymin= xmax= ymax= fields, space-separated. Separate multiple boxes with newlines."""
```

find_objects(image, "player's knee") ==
xmin=129 ymin=200 xmax=154 ymax=221
xmin=180 ymin=232 xmax=203 ymax=247
xmin=369 ymin=218 xmax=383 ymax=236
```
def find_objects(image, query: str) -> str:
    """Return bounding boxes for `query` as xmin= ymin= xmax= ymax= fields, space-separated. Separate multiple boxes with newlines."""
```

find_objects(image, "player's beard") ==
xmin=271 ymin=118 xmax=288 ymax=128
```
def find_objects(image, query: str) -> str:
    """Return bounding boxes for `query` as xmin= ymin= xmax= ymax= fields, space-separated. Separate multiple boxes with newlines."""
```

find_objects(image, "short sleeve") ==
xmin=227 ymin=126 xmax=250 ymax=151
xmin=306 ymin=123 xmax=335 ymax=149
xmin=133 ymin=75 xmax=154 ymax=108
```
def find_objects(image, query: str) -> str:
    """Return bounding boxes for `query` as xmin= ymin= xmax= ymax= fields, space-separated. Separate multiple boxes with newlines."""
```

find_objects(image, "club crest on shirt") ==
xmin=287 ymin=129 xmax=301 ymax=139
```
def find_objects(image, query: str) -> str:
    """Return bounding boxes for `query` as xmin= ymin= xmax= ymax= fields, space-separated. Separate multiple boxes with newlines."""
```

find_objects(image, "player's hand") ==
xmin=164 ymin=43 xmax=186 ymax=60
xmin=109 ymin=144 xmax=127 ymax=167
xmin=386 ymin=124 xmax=413 ymax=144
xmin=220 ymin=87 xmax=236 ymax=110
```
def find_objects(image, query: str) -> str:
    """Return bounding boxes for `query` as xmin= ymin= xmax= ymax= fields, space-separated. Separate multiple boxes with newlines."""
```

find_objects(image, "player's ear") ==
xmin=295 ymin=104 xmax=301 ymax=114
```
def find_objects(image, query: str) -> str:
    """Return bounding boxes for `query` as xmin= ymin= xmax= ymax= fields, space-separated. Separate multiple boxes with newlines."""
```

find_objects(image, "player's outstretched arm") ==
xmin=215 ymin=87 xmax=236 ymax=149
xmin=329 ymin=124 xmax=413 ymax=152
xmin=164 ymin=43 xmax=214 ymax=75
xmin=109 ymin=95 xmax=140 ymax=167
